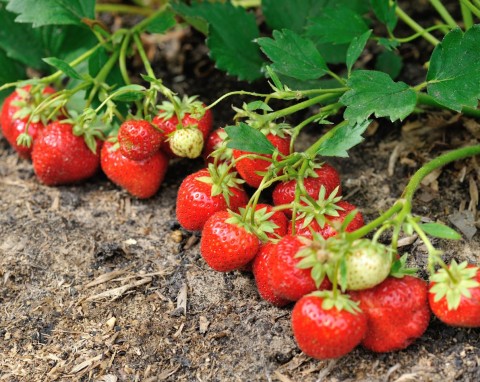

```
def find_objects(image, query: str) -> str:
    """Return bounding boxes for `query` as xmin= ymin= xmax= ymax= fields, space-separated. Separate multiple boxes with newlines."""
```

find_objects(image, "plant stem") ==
xmin=86 ymin=48 xmax=121 ymax=107
xmin=402 ymin=144 xmax=480 ymax=202
xmin=395 ymin=5 xmax=440 ymax=45
xmin=131 ymin=3 xmax=170 ymax=34
xmin=305 ymin=120 xmax=349 ymax=157
xmin=416 ymin=93 xmax=480 ymax=118
xmin=260 ymin=93 xmax=341 ymax=124
xmin=133 ymin=33 xmax=155 ymax=78
xmin=428 ymin=0 xmax=458 ymax=29
xmin=460 ymin=0 xmax=480 ymax=22
xmin=394 ymin=25 xmax=451 ymax=43
xmin=95 ymin=3 xmax=154 ymax=17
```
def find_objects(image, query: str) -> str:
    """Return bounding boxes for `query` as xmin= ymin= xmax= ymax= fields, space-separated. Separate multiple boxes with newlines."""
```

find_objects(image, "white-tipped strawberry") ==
xmin=169 ymin=127 xmax=204 ymax=158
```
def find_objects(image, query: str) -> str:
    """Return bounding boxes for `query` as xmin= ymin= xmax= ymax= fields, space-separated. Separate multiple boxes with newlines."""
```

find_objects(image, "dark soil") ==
xmin=1 ymin=6 xmax=480 ymax=382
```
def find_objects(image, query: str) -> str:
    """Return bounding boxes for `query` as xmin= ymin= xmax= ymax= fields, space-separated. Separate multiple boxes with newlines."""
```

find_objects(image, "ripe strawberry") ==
xmin=290 ymin=200 xmax=364 ymax=239
xmin=203 ymin=128 xmax=232 ymax=164
xmin=273 ymin=163 xmax=341 ymax=217
xmin=252 ymin=243 xmax=290 ymax=307
xmin=233 ymin=133 xmax=290 ymax=188
xmin=291 ymin=292 xmax=367 ymax=359
xmin=31 ymin=121 xmax=100 ymax=185
xmin=152 ymin=96 xmax=213 ymax=158
xmin=270 ymin=235 xmax=331 ymax=301
xmin=117 ymin=119 xmax=162 ymax=161
xmin=200 ymin=210 xmax=260 ymax=272
xmin=176 ymin=164 xmax=248 ymax=231
xmin=101 ymin=141 xmax=168 ymax=199
xmin=429 ymin=261 xmax=480 ymax=327
xmin=0 ymin=85 xmax=59 ymax=159
xmin=351 ymin=276 xmax=431 ymax=352
xmin=168 ymin=127 xmax=204 ymax=158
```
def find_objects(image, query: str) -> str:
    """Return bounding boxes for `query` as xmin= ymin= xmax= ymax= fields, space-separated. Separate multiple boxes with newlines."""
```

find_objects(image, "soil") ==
xmin=1 ymin=6 xmax=480 ymax=382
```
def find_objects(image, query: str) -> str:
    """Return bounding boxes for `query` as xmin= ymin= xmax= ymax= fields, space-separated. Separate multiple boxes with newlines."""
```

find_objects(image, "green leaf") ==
xmin=306 ymin=6 xmax=369 ymax=45
xmin=262 ymin=0 xmax=327 ymax=34
xmin=340 ymin=70 xmax=417 ymax=123
xmin=370 ymin=0 xmax=398 ymax=32
xmin=175 ymin=2 xmax=263 ymax=81
xmin=375 ymin=50 xmax=403 ymax=79
xmin=427 ymin=26 xmax=480 ymax=111
xmin=6 ymin=0 xmax=95 ymax=27
xmin=43 ymin=57 xmax=83 ymax=80
xmin=0 ymin=49 xmax=25 ymax=103
xmin=346 ymin=30 xmax=372 ymax=75
xmin=316 ymin=120 xmax=370 ymax=157
xmin=420 ymin=222 xmax=462 ymax=240
xmin=172 ymin=1 xmax=208 ymax=35
xmin=258 ymin=29 xmax=328 ymax=81
xmin=146 ymin=9 xmax=176 ymax=34
xmin=225 ymin=123 xmax=275 ymax=154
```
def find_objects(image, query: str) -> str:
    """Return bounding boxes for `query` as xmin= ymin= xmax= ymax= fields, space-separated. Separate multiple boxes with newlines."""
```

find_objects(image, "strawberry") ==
xmin=176 ymin=164 xmax=248 ymax=231
xmin=290 ymin=200 xmax=364 ymax=239
xmin=269 ymin=235 xmax=331 ymax=301
xmin=252 ymin=243 xmax=290 ymax=307
xmin=200 ymin=210 xmax=260 ymax=272
xmin=0 ymin=85 xmax=60 ymax=159
xmin=168 ymin=127 xmax=204 ymax=158
xmin=273 ymin=163 xmax=341 ymax=217
xmin=117 ymin=119 xmax=163 ymax=161
xmin=101 ymin=141 xmax=168 ymax=199
xmin=429 ymin=261 xmax=480 ymax=327
xmin=31 ymin=121 xmax=100 ymax=186
xmin=291 ymin=292 xmax=367 ymax=359
xmin=233 ymin=133 xmax=290 ymax=188
xmin=203 ymin=127 xmax=232 ymax=165
xmin=351 ymin=276 xmax=431 ymax=352
xmin=152 ymin=96 xmax=213 ymax=158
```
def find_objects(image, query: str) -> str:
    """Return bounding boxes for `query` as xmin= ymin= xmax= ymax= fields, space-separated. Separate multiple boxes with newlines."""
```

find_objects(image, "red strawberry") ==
xmin=429 ymin=262 xmax=480 ymax=328
xmin=176 ymin=164 xmax=248 ymax=231
xmin=351 ymin=276 xmax=431 ymax=352
xmin=290 ymin=200 xmax=364 ymax=239
xmin=291 ymin=292 xmax=367 ymax=359
xmin=203 ymin=127 xmax=232 ymax=164
xmin=101 ymin=141 xmax=168 ymax=199
xmin=273 ymin=163 xmax=341 ymax=217
xmin=31 ymin=121 xmax=100 ymax=185
xmin=270 ymin=235 xmax=331 ymax=301
xmin=117 ymin=119 xmax=163 ymax=161
xmin=152 ymin=96 xmax=213 ymax=158
xmin=200 ymin=210 xmax=260 ymax=272
xmin=252 ymin=243 xmax=290 ymax=307
xmin=233 ymin=133 xmax=290 ymax=188
xmin=0 ymin=85 xmax=59 ymax=159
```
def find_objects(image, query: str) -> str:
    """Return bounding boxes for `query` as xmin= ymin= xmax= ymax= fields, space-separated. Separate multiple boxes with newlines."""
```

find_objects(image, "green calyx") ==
xmin=208 ymin=129 xmax=234 ymax=163
xmin=64 ymin=109 xmax=105 ymax=153
xmin=295 ymin=235 xmax=331 ymax=289
xmin=225 ymin=206 xmax=279 ymax=243
xmin=12 ymin=86 xmax=64 ymax=126
xmin=430 ymin=260 xmax=480 ymax=310
xmin=157 ymin=94 xmax=205 ymax=121
xmin=308 ymin=290 xmax=362 ymax=315
xmin=296 ymin=186 xmax=343 ymax=229
xmin=390 ymin=253 xmax=418 ymax=278
xmin=196 ymin=163 xmax=244 ymax=205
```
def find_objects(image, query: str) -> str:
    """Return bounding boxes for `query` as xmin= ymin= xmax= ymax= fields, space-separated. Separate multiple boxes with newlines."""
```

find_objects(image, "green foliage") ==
xmin=6 ymin=0 xmax=95 ymax=27
xmin=0 ymin=49 xmax=25 ymax=102
xmin=316 ymin=120 xmax=370 ymax=158
xmin=370 ymin=0 xmax=398 ymax=32
xmin=346 ymin=30 xmax=372 ymax=75
xmin=225 ymin=123 xmax=275 ymax=154
xmin=340 ymin=70 xmax=417 ymax=123
xmin=43 ymin=57 xmax=83 ymax=80
xmin=258 ymin=29 xmax=328 ymax=81
xmin=420 ymin=222 xmax=462 ymax=240
xmin=375 ymin=50 xmax=403 ymax=79
xmin=146 ymin=9 xmax=176 ymax=34
xmin=427 ymin=26 xmax=480 ymax=111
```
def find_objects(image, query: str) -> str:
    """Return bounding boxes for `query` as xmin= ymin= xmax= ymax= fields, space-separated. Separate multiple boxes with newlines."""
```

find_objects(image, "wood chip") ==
xmin=468 ymin=176 xmax=479 ymax=213
xmin=199 ymin=316 xmax=210 ymax=334
xmin=273 ymin=370 xmax=294 ymax=382
xmin=94 ymin=375 xmax=118 ymax=382
xmin=69 ymin=354 xmax=103 ymax=374
xmin=176 ymin=283 xmax=188 ymax=315
xmin=84 ymin=270 xmax=128 ymax=288
xmin=85 ymin=277 xmax=152 ymax=301
xmin=388 ymin=143 xmax=403 ymax=176
xmin=397 ymin=235 xmax=418 ymax=247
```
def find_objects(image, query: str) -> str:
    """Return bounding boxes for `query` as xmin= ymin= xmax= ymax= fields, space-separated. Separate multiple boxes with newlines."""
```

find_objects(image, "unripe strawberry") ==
xmin=169 ymin=128 xmax=204 ymax=158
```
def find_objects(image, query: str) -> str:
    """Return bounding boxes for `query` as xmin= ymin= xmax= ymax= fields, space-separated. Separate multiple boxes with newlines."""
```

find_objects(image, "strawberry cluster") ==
xmin=0 ymin=87 xmax=212 ymax=198
xmin=177 ymin=124 xmax=480 ymax=361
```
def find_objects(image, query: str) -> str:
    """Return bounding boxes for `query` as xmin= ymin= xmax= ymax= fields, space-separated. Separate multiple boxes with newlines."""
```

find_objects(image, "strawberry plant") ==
xmin=1 ymin=0 xmax=480 ymax=368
